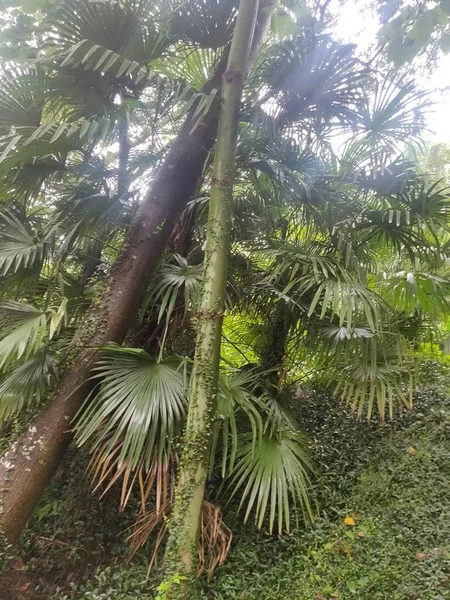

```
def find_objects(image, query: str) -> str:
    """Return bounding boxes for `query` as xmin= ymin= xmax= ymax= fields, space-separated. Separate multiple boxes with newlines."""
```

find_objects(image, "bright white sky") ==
xmin=330 ymin=0 xmax=450 ymax=143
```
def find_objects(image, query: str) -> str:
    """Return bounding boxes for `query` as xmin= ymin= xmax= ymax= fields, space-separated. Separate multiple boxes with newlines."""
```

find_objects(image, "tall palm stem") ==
xmin=161 ymin=0 xmax=261 ymax=596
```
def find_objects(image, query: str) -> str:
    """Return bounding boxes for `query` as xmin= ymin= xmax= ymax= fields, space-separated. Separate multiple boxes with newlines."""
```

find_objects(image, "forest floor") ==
xmin=3 ymin=361 xmax=450 ymax=600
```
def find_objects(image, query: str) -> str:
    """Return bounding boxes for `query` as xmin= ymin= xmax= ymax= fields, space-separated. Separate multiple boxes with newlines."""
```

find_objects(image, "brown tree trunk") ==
xmin=0 ymin=1 xmax=274 ymax=544
xmin=0 ymin=62 xmax=225 ymax=545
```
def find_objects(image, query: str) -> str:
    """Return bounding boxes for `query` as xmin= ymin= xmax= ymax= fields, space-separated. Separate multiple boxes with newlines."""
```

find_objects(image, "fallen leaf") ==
xmin=11 ymin=558 xmax=24 ymax=571
xmin=415 ymin=552 xmax=427 ymax=561
xmin=357 ymin=531 xmax=366 ymax=538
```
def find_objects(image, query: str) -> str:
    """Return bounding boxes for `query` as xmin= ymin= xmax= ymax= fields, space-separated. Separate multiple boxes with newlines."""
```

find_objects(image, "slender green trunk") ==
xmin=161 ymin=0 xmax=261 ymax=597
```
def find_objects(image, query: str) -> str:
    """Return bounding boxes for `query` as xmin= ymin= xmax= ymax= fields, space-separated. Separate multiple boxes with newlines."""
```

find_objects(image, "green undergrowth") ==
xmin=213 ymin=380 xmax=450 ymax=600
xmin=10 ymin=360 xmax=450 ymax=600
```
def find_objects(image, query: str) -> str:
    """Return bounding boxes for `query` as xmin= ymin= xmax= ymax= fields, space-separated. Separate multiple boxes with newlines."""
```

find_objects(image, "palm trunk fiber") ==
xmin=0 ymin=1 xmax=273 ymax=545
xmin=161 ymin=0 xmax=261 ymax=596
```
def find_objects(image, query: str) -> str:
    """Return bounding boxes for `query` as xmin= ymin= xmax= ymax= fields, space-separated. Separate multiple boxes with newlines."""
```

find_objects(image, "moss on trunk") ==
xmin=161 ymin=0 xmax=264 ymax=596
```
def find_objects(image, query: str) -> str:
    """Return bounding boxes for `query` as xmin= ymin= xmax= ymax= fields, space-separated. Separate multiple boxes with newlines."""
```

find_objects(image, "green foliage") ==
xmin=155 ymin=574 xmax=189 ymax=600
xmin=30 ymin=369 xmax=450 ymax=599
xmin=19 ymin=447 xmax=144 ymax=600
xmin=212 ymin=377 xmax=450 ymax=599
xmin=1 ymin=0 xmax=450 ymax=590
xmin=377 ymin=0 xmax=450 ymax=66
xmin=143 ymin=254 xmax=203 ymax=347
xmin=228 ymin=423 xmax=313 ymax=533
xmin=211 ymin=369 xmax=263 ymax=477
xmin=0 ymin=351 xmax=56 ymax=420
xmin=0 ymin=301 xmax=48 ymax=370
xmin=75 ymin=344 xmax=188 ymax=471
xmin=0 ymin=212 xmax=51 ymax=275
xmin=56 ymin=566 xmax=154 ymax=600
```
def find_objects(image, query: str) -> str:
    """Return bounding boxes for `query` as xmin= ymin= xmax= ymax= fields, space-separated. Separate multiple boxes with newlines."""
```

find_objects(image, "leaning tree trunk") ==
xmin=161 ymin=0 xmax=261 ymax=596
xmin=0 ymin=66 xmax=224 ymax=545
xmin=0 ymin=2 xmax=274 ymax=545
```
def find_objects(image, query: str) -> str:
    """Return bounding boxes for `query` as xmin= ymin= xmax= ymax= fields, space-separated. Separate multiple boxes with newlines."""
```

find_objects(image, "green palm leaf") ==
xmin=228 ymin=422 xmax=313 ymax=533
xmin=333 ymin=334 xmax=413 ymax=420
xmin=211 ymin=369 xmax=263 ymax=477
xmin=142 ymin=255 xmax=203 ymax=341
xmin=151 ymin=47 xmax=223 ymax=91
xmin=0 ymin=212 xmax=51 ymax=275
xmin=170 ymin=0 xmax=238 ymax=49
xmin=0 ymin=68 xmax=45 ymax=137
xmin=75 ymin=344 xmax=188 ymax=472
xmin=347 ymin=78 xmax=429 ymax=167
xmin=0 ymin=352 xmax=55 ymax=420
xmin=381 ymin=270 xmax=449 ymax=316
xmin=263 ymin=245 xmax=383 ymax=332
xmin=60 ymin=39 xmax=165 ymax=88
xmin=0 ymin=301 xmax=47 ymax=370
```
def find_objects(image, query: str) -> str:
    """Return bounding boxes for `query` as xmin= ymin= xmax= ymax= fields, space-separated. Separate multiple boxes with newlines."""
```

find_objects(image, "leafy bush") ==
xmin=57 ymin=565 xmax=156 ymax=600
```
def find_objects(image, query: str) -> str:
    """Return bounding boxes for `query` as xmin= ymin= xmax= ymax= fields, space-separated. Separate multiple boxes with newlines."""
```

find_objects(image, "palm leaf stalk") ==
xmin=161 ymin=0 xmax=261 ymax=594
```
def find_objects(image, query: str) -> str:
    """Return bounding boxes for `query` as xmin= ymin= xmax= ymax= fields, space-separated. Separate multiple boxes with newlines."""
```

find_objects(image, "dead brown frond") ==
xmin=128 ymin=499 xmax=171 ymax=574
xmin=198 ymin=500 xmax=233 ymax=582
xmin=128 ymin=500 xmax=232 ymax=581
xmin=87 ymin=435 xmax=178 ymax=513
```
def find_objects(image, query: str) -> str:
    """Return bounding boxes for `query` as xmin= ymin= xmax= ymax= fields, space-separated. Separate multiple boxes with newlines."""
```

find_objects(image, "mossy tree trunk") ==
xmin=0 ymin=64 xmax=226 ymax=545
xmin=161 ymin=0 xmax=261 ymax=596
xmin=0 ymin=0 xmax=273 ymax=547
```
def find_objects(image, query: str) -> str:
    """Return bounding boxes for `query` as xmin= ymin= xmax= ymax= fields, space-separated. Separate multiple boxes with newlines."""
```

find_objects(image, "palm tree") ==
xmin=160 ymin=0 xmax=262 ymax=594
xmin=0 ymin=2 xmax=448 ymax=591
xmin=71 ymin=24 xmax=450 ymax=588
xmin=0 ymin=0 xmax=273 ymax=543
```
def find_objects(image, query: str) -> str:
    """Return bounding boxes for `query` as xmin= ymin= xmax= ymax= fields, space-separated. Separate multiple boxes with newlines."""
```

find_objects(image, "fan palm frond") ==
xmin=60 ymin=39 xmax=166 ymax=89
xmin=381 ymin=270 xmax=449 ymax=316
xmin=333 ymin=334 xmax=413 ymax=420
xmin=348 ymin=78 xmax=430 ymax=168
xmin=0 ymin=68 xmax=46 ymax=137
xmin=263 ymin=245 xmax=383 ymax=332
xmin=211 ymin=369 xmax=263 ymax=477
xmin=228 ymin=422 xmax=313 ymax=533
xmin=142 ymin=255 xmax=203 ymax=342
xmin=252 ymin=35 xmax=367 ymax=132
xmin=170 ymin=0 xmax=238 ymax=49
xmin=151 ymin=46 xmax=224 ymax=91
xmin=0 ymin=352 xmax=55 ymax=421
xmin=0 ymin=211 xmax=52 ymax=276
xmin=75 ymin=344 xmax=188 ymax=508
xmin=0 ymin=301 xmax=47 ymax=370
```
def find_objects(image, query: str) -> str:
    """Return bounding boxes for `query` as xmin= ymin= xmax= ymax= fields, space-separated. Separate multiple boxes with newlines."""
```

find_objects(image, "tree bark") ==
xmin=161 ymin=0 xmax=261 ymax=596
xmin=260 ymin=300 xmax=293 ymax=388
xmin=0 ymin=60 xmax=225 ymax=545
xmin=0 ymin=0 xmax=274 ymax=546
